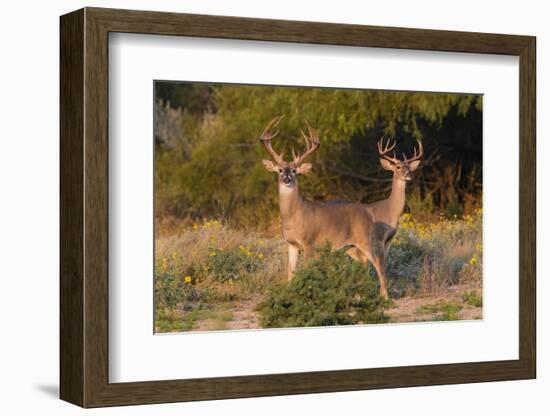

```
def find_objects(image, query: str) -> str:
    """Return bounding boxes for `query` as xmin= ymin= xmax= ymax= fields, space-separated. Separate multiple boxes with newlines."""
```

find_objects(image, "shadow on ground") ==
xmin=35 ymin=384 xmax=58 ymax=399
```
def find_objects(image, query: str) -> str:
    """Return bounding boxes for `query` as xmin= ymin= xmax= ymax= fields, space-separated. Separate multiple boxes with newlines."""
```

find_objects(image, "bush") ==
xmin=386 ymin=237 xmax=426 ymax=297
xmin=155 ymin=268 xmax=214 ymax=312
xmin=462 ymin=290 xmax=482 ymax=307
xmin=155 ymin=219 xmax=286 ymax=298
xmin=206 ymin=245 xmax=264 ymax=282
xmin=257 ymin=244 xmax=388 ymax=328
xmin=387 ymin=210 xmax=483 ymax=297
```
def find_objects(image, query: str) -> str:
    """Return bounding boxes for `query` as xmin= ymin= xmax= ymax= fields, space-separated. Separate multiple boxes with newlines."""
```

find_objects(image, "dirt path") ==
xmin=225 ymin=298 xmax=261 ymax=330
xmin=191 ymin=285 xmax=482 ymax=331
xmin=194 ymin=297 xmax=261 ymax=331
xmin=387 ymin=284 xmax=482 ymax=323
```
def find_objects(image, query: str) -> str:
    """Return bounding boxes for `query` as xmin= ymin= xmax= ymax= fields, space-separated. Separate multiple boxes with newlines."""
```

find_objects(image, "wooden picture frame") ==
xmin=60 ymin=7 xmax=536 ymax=408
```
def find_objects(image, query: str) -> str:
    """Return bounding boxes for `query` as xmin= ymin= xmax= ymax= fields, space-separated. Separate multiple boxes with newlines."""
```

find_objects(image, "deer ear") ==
xmin=379 ymin=158 xmax=394 ymax=171
xmin=409 ymin=160 xmax=421 ymax=172
xmin=262 ymin=160 xmax=279 ymax=173
xmin=297 ymin=163 xmax=312 ymax=175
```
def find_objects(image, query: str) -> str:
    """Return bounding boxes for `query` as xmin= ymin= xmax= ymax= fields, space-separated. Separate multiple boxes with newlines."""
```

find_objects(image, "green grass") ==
xmin=462 ymin=290 xmax=483 ymax=307
xmin=155 ymin=302 xmax=237 ymax=333
xmin=415 ymin=301 xmax=463 ymax=321
xmin=156 ymin=309 xmax=199 ymax=332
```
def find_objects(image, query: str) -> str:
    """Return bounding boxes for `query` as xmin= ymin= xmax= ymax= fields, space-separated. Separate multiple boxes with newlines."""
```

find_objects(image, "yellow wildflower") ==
xmin=171 ymin=251 xmax=177 ymax=259
xmin=184 ymin=275 xmax=192 ymax=283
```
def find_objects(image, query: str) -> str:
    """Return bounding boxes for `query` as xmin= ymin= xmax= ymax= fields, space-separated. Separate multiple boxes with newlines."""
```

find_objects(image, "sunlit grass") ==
xmin=155 ymin=210 xmax=483 ymax=332
xmin=415 ymin=301 xmax=463 ymax=321
xmin=388 ymin=208 xmax=482 ymax=297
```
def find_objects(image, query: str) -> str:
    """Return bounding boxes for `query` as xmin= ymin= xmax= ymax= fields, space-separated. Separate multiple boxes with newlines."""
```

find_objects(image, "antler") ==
xmin=259 ymin=115 xmax=286 ymax=165
xmin=293 ymin=121 xmax=320 ymax=165
xmin=377 ymin=137 xmax=399 ymax=164
xmin=403 ymin=140 xmax=424 ymax=163
xmin=378 ymin=137 xmax=424 ymax=165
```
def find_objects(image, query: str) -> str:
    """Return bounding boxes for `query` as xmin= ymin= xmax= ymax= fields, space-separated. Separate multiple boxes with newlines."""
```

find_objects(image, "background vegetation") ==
xmin=154 ymin=81 xmax=483 ymax=332
xmin=155 ymin=82 xmax=482 ymax=229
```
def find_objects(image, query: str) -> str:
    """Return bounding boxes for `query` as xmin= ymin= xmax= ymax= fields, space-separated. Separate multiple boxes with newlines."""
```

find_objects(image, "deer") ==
xmin=363 ymin=137 xmax=424 ymax=299
xmin=259 ymin=116 xmax=423 ymax=300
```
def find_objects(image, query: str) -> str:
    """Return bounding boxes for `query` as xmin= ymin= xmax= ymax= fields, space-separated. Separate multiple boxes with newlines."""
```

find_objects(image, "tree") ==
xmin=155 ymin=82 xmax=482 ymax=228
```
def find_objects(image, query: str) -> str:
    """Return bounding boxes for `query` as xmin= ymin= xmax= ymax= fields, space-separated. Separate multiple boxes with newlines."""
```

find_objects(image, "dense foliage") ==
xmin=155 ymin=82 xmax=482 ymax=229
xmin=257 ymin=244 xmax=389 ymax=328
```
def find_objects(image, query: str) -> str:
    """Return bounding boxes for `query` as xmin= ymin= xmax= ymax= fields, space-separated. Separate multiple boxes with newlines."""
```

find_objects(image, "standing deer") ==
xmin=364 ymin=137 xmax=423 ymax=299
xmin=259 ymin=116 xmax=422 ymax=299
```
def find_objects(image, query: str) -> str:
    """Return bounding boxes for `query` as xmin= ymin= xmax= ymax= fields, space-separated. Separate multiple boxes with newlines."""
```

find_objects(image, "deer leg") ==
xmin=370 ymin=257 xmax=389 ymax=300
xmin=303 ymin=245 xmax=313 ymax=263
xmin=356 ymin=244 xmax=388 ymax=299
xmin=287 ymin=244 xmax=299 ymax=281
xmin=347 ymin=247 xmax=370 ymax=271
xmin=347 ymin=247 xmax=362 ymax=261
xmin=366 ymin=242 xmax=389 ymax=300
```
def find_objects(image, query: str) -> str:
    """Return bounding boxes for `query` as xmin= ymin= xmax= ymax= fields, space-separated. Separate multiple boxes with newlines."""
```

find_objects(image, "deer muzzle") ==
xmin=281 ymin=167 xmax=293 ymax=185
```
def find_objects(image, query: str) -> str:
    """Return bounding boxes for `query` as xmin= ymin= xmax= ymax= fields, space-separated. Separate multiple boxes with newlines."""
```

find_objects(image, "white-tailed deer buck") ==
xmin=259 ymin=116 xmax=423 ymax=300
xmin=364 ymin=137 xmax=423 ymax=299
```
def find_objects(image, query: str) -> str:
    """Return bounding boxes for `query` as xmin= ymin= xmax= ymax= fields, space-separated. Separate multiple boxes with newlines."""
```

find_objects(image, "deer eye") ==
xmin=291 ymin=169 xmax=297 ymax=174
xmin=278 ymin=168 xmax=283 ymax=173
xmin=397 ymin=166 xmax=402 ymax=170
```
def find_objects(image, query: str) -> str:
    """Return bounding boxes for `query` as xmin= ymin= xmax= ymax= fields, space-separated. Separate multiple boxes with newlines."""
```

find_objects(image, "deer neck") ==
xmin=386 ymin=175 xmax=407 ymax=227
xmin=278 ymin=183 xmax=303 ymax=221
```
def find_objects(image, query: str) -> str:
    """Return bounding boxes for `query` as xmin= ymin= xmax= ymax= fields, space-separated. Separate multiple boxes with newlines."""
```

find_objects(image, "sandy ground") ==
xmin=386 ymin=284 xmax=483 ymax=323
xmin=189 ymin=284 xmax=482 ymax=332
xmin=195 ymin=297 xmax=261 ymax=331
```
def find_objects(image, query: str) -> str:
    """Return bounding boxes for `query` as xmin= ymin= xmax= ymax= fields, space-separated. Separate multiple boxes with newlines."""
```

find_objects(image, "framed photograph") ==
xmin=60 ymin=7 xmax=536 ymax=408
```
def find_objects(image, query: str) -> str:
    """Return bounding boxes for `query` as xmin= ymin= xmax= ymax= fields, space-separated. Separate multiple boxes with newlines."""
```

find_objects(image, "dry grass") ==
xmin=388 ymin=209 xmax=482 ymax=297
xmin=155 ymin=219 xmax=287 ymax=302
xmin=155 ymin=210 xmax=483 ymax=332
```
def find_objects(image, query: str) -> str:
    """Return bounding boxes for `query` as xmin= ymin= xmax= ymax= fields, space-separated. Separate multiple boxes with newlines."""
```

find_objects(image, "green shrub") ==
xmin=155 ymin=268 xmax=214 ymax=311
xmin=462 ymin=290 xmax=483 ymax=307
xmin=206 ymin=245 xmax=263 ymax=282
xmin=386 ymin=238 xmax=426 ymax=297
xmin=386 ymin=210 xmax=482 ymax=297
xmin=257 ymin=244 xmax=388 ymax=328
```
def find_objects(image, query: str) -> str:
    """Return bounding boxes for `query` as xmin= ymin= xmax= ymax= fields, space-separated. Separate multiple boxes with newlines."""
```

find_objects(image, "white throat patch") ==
xmin=279 ymin=183 xmax=295 ymax=194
